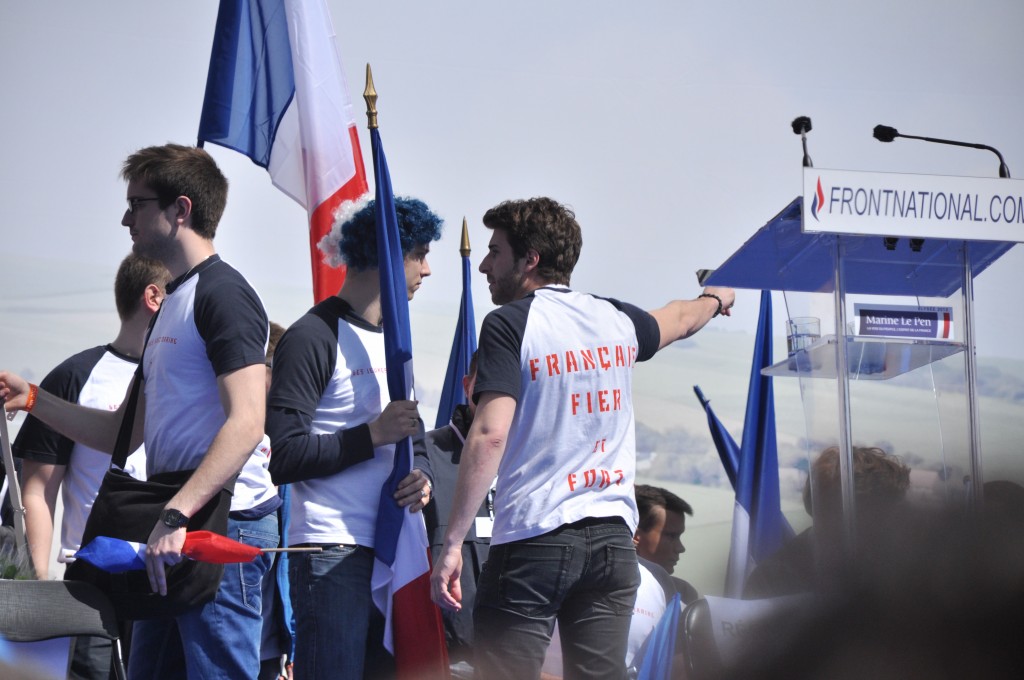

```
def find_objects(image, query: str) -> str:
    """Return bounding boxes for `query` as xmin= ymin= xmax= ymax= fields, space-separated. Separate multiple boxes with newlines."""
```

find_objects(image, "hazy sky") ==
xmin=4 ymin=0 xmax=1023 ymax=595
xmin=2 ymin=0 xmax=1022 ymax=370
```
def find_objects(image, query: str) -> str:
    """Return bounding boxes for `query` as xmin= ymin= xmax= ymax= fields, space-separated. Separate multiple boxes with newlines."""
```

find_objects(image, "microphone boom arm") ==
xmin=874 ymin=125 xmax=1011 ymax=178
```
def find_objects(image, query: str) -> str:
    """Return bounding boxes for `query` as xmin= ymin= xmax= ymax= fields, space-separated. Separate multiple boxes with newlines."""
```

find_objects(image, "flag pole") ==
xmin=1 ymin=413 xmax=28 ymax=559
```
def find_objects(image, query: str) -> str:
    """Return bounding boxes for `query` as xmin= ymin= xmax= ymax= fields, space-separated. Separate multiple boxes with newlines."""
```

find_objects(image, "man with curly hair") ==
xmin=430 ymin=196 xmax=735 ymax=680
xmin=266 ymin=195 xmax=443 ymax=679
xmin=744 ymin=445 xmax=911 ymax=598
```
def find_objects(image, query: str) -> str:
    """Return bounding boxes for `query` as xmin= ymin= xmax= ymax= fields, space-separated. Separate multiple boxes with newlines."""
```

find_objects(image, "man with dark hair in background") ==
xmin=634 ymin=484 xmax=699 ymax=604
xmin=14 ymin=253 xmax=169 ymax=679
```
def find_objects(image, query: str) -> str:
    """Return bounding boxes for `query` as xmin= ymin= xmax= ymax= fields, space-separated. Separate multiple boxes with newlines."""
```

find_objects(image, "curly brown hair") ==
xmin=804 ymin=446 xmax=910 ymax=516
xmin=482 ymin=197 xmax=582 ymax=285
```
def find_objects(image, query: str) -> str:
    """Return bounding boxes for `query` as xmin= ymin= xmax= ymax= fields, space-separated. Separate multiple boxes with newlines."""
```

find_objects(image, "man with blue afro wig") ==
xmin=266 ymin=193 xmax=443 ymax=678
xmin=319 ymin=194 xmax=443 ymax=274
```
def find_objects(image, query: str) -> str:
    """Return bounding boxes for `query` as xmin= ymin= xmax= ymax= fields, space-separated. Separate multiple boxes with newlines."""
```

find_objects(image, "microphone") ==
xmin=873 ymin=124 xmax=1011 ymax=178
xmin=792 ymin=116 xmax=813 ymax=168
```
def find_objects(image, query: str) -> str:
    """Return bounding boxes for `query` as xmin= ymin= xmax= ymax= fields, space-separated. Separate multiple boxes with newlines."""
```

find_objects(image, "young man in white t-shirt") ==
xmin=266 ymin=196 xmax=441 ymax=680
xmin=430 ymin=197 xmax=735 ymax=679
xmin=14 ymin=253 xmax=168 ymax=679
xmin=1 ymin=144 xmax=273 ymax=678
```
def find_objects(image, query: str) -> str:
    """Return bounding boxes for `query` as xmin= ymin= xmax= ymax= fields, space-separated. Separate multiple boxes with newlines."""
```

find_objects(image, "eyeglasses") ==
xmin=126 ymin=197 xmax=162 ymax=214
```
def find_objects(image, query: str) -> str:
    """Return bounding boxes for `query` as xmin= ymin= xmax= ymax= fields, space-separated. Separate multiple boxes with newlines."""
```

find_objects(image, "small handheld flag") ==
xmin=75 ymin=532 xmax=319 ymax=572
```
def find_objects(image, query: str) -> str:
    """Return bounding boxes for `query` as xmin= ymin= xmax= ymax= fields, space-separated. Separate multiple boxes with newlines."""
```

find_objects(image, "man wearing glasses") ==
xmin=1 ymin=144 xmax=274 ymax=678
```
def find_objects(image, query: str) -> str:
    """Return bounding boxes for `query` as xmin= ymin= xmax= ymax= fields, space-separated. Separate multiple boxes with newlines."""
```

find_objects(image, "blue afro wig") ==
xmin=323 ymin=196 xmax=444 ymax=271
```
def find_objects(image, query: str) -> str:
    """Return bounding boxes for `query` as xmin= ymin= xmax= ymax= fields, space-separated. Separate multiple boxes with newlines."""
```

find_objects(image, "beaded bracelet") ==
xmin=698 ymin=293 xmax=724 ymax=318
xmin=25 ymin=383 xmax=39 ymax=412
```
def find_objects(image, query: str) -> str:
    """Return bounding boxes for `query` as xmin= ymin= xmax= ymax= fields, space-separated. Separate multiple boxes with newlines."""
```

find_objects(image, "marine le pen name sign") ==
xmin=854 ymin=303 xmax=953 ymax=341
xmin=803 ymin=168 xmax=1024 ymax=243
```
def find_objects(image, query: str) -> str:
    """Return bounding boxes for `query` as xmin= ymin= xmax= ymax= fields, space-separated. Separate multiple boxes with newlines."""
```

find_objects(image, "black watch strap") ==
xmin=160 ymin=508 xmax=190 ymax=529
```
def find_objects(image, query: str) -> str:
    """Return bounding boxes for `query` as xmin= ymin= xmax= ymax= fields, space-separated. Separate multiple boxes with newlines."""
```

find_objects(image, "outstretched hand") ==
xmin=702 ymin=286 xmax=736 ymax=317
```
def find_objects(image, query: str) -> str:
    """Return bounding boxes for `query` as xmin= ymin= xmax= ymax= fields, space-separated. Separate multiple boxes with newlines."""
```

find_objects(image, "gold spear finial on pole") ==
xmin=460 ymin=217 xmax=471 ymax=257
xmin=363 ymin=63 xmax=378 ymax=130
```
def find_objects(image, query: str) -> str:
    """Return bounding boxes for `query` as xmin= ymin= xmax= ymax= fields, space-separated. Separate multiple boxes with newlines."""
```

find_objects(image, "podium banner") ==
xmin=803 ymin=168 xmax=1024 ymax=243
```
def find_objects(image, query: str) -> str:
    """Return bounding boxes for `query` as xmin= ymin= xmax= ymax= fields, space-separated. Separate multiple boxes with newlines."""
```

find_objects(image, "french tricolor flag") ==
xmin=198 ymin=0 xmax=368 ymax=302
xmin=368 ymin=113 xmax=450 ymax=679
xmin=724 ymin=291 xmax=792 ymax=597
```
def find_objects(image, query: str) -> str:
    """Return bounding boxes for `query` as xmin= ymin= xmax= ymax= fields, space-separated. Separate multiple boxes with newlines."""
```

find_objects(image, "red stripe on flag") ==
xmin=392 ymin=561 xmax=449 ymax=680
xmin=308 ymin=126 xmax=369 ymax=303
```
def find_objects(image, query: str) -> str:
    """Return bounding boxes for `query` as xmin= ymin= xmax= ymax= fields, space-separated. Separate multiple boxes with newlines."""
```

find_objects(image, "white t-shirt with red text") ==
xmin=474 ymin=286 xmax=660 ymax=545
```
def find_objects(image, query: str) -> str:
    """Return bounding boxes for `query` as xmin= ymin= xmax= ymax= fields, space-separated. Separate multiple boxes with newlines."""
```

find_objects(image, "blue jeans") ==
xmin=289 ymin=544 xmax=392 ymax=680
xmin=127 ymin=513 xmax=279 ymax=679
xmin=473 ymin=517 xmax=640 ymax=680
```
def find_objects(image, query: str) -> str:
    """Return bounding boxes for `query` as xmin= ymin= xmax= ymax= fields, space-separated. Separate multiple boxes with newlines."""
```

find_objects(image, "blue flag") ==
xmin=365 ymin=126 xmax=449 ymax=677
xmin=636 ymin=593 xmax=682 ymax=680
xmin=198 ymin=0 xmax=293 ymax=169
xmin=725 ymin=290 xmax=792 ymax=597
xmin=693 ymin=385 xmax=741 ymax=489
xmin=434 ymin=241 xmax=477 ymax=428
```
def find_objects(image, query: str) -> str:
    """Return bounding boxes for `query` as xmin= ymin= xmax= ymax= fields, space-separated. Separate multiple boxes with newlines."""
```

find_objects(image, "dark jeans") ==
xmin=288 ymin=544 xmax=393 ymax=680
xmin=68 ymin=634 xmax=113 ymax=680
xmin=473 ymin=517 xmax=640 ymax=680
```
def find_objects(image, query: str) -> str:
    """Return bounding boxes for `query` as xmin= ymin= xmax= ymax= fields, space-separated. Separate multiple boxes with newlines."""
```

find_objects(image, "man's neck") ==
xmin=109 ymin=310 xmax=155 ymax=359
xmin=164 ymin=233 xmax=217 ymax=279
xmin=336 ymin=268 xmax=383 ymax=326
xmin=515 ymin=276 xmax=557 ymax=301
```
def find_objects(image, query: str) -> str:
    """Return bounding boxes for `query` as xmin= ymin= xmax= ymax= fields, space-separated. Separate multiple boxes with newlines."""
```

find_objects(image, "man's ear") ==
xmin=632 ymin=533 xmax=641 ymax=547
xmin=142 ymin=283 xmax=164 ymax=313
xmin=175 ymin=196 xmax=193 ymax=224
xmin=522 ymin=248 xmax=541 ymax=273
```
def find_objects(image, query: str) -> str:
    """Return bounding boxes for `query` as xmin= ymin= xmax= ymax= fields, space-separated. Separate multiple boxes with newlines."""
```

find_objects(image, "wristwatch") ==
xmin=160 ymin=508 xmax=191 ymax=529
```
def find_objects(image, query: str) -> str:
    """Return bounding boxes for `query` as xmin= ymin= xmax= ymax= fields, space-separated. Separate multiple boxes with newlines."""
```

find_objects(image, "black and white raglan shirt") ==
xmin=266 ymin=297 xmax=396 ymax=547
xmin=14 ymin=345 xmax=146 ymax=564
xmin=473 ymin=285 xmax=661 ymax=546
xmin=142 ymin=255 xmax=277 ymax=514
